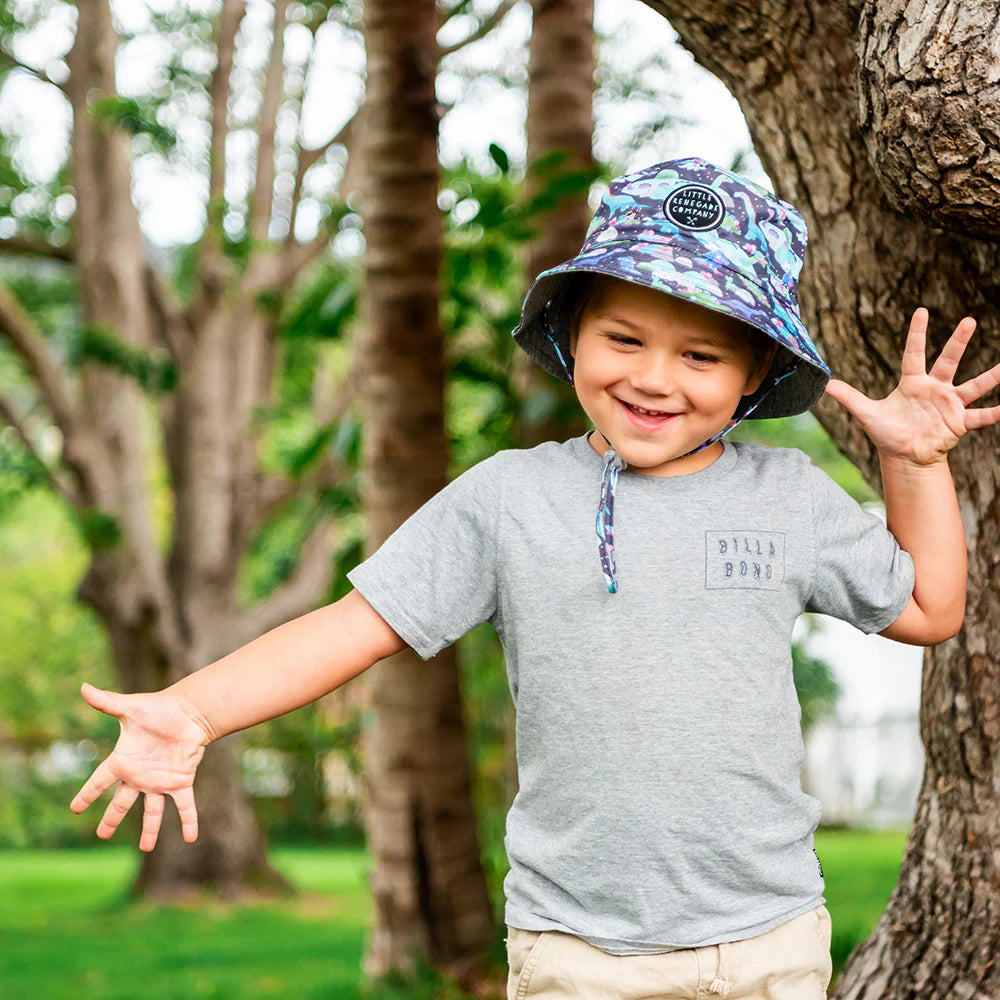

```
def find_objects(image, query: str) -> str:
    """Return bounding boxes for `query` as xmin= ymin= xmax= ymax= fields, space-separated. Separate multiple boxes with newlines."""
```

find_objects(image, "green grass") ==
xmin=1 ymin=830 xmax=906 ymax=999
xmin=1 ymin=846 xmax=378 ymax=1000
xmin=815 ymin=827 xmax=909 ymax=978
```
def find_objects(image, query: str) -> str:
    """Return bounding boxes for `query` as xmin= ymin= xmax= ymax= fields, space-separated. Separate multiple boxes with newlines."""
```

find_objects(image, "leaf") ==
xmin=72 ymin=508 xmax=122 ymax=552
xmin=488 ymin=143 xmax=510 ymax=175
xmin=69 ymin=326 xmax=178 ymax=397
xmin=287 ymin=424 xmax=337 ymax=478
xmin=88 ymin=96 xmax=177 ymax=153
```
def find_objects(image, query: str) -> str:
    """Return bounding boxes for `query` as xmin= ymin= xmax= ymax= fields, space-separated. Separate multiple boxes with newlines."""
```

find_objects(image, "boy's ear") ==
xmin=744 ymin=341 xmax=779 ymax=396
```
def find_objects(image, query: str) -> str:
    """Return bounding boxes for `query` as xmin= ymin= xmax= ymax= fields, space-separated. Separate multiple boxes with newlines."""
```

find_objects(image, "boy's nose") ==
xmin=629 ymin=353 xmax=679 ymax=397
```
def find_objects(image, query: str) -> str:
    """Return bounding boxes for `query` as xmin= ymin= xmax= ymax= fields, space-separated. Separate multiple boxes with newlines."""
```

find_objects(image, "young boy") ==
xmin=71 ymin=159 xmax=999 ymax=999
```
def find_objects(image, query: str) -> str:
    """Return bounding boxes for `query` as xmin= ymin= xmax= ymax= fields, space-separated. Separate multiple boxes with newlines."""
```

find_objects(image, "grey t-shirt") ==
xmin=347 ymin=432 xmax=914 ymax=954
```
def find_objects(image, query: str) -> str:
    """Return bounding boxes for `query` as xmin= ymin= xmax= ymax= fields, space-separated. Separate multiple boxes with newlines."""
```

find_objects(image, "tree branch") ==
xmin=0 ymin=50 xmax=68 ymax=93
xmin=286 ymin=107 xmax=359 ymax=247
xmin=208 ymin=0 xmax=245 ymax=214
xmin=438 ymin=0 xmax=519 ymax=57
xmin=233 ymin=515 xmax=339 ymax=645
xmin=250 ymin=0 xmax=291 ymax=244
xmin=274 ymin=226 xmax=335 ymax=288
xmin=0 ymin=393 xmax=84 ymax=506
xmin=0 ymin=235 xmax=74 ymax=262
xmin=144 ymin=263 xmax=191 ymax=362
xmin=0 ymin=285 xmax=79 ymax=436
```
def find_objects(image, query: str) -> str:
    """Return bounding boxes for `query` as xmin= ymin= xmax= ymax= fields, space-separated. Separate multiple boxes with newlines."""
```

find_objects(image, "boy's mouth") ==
xmin=618 ymin=398 xmax=680 ymax=427
xmin=625 ymin=402 xmax=671 ymax=416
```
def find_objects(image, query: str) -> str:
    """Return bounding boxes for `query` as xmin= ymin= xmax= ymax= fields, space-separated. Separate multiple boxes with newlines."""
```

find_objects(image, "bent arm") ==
xmin=878 ymin=454 xmax=966 ymax=645
xmin=176 ymin=588 xmax=407 ymax=741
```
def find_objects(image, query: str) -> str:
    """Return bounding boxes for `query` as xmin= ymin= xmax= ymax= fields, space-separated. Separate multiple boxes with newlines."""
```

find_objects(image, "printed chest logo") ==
xmin=663 ymin=184 xmax=725 ymax=231
xmin=705 ymin=530 xmax=786 ymax=591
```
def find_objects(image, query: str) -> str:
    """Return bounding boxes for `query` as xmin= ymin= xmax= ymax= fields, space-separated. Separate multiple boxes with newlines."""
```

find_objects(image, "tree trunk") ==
xmin=356 ymin=0 xmax=494 ymax=985
xmin=642 ymin=2 xmax=1000 ymax=996
xmin=0 ymin=0 xmax=351 ymax=896
xmin=507 ymin=0 xmax=597 ymax=808
xmin=514 ymin=0 xmax=596 ymax=453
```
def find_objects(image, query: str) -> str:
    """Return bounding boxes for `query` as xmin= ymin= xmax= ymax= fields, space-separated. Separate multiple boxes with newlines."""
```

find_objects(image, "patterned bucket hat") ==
xmin=512 ymin=157 xmax=830 ymax=423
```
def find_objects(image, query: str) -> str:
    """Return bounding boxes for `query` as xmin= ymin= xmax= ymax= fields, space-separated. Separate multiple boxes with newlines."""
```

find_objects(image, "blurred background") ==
xmin=0 ymin=0 xmax=922 ymax=996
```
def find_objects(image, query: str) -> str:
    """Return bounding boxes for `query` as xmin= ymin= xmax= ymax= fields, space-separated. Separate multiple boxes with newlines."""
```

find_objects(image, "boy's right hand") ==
xmin=70 ymin=682 xmax=213 ymax=852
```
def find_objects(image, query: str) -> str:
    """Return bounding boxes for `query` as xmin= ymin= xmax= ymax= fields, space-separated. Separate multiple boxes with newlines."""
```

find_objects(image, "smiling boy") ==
xmin=70 ymin=158 xmax=1000 ymax=999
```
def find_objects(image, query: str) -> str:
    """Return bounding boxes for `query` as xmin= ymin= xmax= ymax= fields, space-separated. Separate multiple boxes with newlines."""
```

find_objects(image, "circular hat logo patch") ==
xmin=663 ymin=184 xmax=725 ymax=231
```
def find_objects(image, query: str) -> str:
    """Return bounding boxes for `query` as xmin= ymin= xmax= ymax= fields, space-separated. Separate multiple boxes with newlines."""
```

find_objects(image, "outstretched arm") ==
xmin=70 ymin=589 xmax=405 ymax=850
xmin=825 ymin=308 xmax=1000 ymax=645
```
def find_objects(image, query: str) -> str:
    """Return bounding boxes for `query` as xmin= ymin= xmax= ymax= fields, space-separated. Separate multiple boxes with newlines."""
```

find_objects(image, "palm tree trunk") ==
xmin=356 ymin=0 xmax=495 ymax=984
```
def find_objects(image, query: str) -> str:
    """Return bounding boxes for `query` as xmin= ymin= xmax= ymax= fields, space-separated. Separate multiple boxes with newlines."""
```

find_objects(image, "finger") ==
xmin=824 ymin=378 xmax=875 ymax=420
xmin=70 ymin=759 xmax=120 ymax=814
xmin=139 ymin=793 xmax=165 ymax=853
xmin=965 ymin=404 xmax=1000 ymax=432
xmin=901 ymin=308 xmax=929 ymax=378
xmin=80 ymin=682 xmax=129 ymax=720
xmin=96 ymin=783 xmax=139 ymax=840
xmin=929 ymin=316 xmax=977 ymax=383
xmin=956 ymin=359 xmax=1000 ymax=406
xmin=172 ymin=786 xmax=200 ymax=844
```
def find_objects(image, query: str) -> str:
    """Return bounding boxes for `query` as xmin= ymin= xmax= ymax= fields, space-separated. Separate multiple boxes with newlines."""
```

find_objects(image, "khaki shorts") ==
xmin=506 ymin=905 xmax=833 ymax=999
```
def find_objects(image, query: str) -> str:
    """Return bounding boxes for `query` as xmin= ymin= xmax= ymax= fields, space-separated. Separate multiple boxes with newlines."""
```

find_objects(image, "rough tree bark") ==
xmin=641 ymin=1 xmax=1000 ymax=996
xmin=0 ymin=0 xmax=355 ymax=896
xmin=514 ymin=0 xmax=596 ymax=449
xmin=355 ymin=0 xmax=495 ymax=985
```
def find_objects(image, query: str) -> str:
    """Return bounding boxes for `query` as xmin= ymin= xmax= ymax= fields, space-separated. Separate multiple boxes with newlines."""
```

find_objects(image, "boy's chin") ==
xmin=614 ymin=440 xmax=726 ymax=477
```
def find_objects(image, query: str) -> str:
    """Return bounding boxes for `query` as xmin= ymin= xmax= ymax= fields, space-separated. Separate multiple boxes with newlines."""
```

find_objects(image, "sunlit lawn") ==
xmin=1 ymin=829 xmax=906 ymax=999
xmin=1 ymin=846 xmax=382 ymax=1000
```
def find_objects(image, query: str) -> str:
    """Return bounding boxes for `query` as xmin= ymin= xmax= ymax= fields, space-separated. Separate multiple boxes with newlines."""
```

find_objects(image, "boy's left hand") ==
xmin=824 ymin=308 xmax=1000 ymax=466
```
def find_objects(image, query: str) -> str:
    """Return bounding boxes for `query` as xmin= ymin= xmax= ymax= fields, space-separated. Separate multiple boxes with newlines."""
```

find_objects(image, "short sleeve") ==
xmin=804 ymin=461 xmax=915 ymax=634
xmin=346 ymin=454 xmax=502 ymax=660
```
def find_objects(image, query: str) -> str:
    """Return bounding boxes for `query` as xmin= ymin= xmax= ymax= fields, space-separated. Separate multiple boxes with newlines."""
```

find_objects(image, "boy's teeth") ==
xmin=628 ymin=403 xmax=669 ymax=416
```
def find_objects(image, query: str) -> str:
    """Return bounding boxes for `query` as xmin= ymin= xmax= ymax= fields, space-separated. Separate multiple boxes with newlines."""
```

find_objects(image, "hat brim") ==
xmin=512 ymin=245 xmax=830 ymax=420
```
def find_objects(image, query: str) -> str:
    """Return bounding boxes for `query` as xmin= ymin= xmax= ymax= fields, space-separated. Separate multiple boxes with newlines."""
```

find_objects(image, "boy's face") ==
xmin=570 ymin=278 xmax=774 ymax=477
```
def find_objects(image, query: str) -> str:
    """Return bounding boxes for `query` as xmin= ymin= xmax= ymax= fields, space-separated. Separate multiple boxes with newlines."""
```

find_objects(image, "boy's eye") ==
xmin=686 ymin=351 xmax=719 ymax=364
xmin=606 ymin=333 xmax=641 ymax=346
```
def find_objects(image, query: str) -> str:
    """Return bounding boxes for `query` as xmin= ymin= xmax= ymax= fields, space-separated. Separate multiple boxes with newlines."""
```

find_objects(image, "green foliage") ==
xmin=440 ymin=150 xmax=603 ymax=468
xmin=1 ymin=261 xmax=78 ymax=347
xmin=246 ymin=705 xmax=363 ymax=844
xmin=0 ymin=489 xmax=115 ymax=847
xmin=88 ymin=96 xmax=177 ymax=154
xmin=68 ymin=325 xmax=178 ymax=397
xmin=487 ymin=142 xmax=509 ymax=175
xmin=0 ymin=425 xmax=47 ymax=514
xmin=792 ymin=633 xmax=841 ymax=734
xmin=280 ymin=256 xmax=358 ymax=344
xmin=70 ymin=506 xmax=122 ymax=552
xmin=0 ymin=489 xmax=112 ymax=741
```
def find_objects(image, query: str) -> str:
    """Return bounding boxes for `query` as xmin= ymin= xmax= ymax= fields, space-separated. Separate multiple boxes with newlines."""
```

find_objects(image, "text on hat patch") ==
xmin=663 ymin=184 xmax=725 ymax=232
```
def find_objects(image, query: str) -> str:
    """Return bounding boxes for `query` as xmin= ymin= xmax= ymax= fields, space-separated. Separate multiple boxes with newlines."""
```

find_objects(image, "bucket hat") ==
xmin=511 ymin=158 xmax=831 ymax=594
xmin=512 ymin=157 xmax=830 ymax=423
